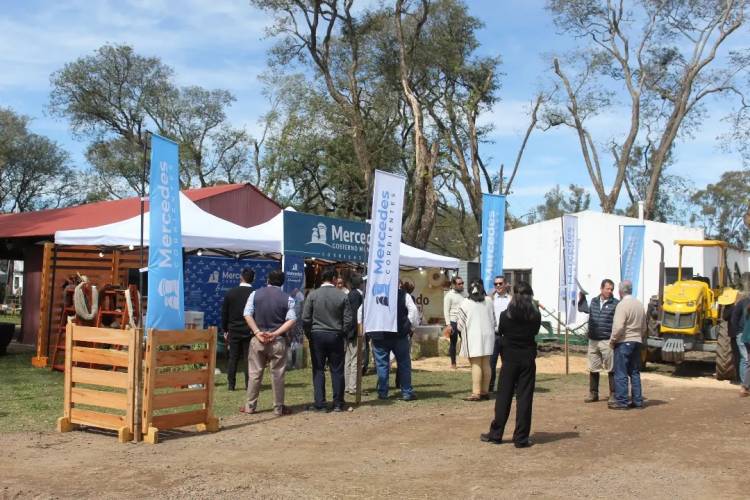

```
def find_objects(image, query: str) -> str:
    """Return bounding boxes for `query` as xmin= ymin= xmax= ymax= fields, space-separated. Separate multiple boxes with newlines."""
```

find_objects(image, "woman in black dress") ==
xmin=481 ymin=281 xmax=541 ymax=448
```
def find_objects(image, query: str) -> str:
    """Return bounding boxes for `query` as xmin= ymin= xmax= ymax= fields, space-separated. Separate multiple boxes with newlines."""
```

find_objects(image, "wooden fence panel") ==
xmin=57 ymin=325 xmax=141 ymax=443
xmin=142 ymin=327 xmax=219 ymax=444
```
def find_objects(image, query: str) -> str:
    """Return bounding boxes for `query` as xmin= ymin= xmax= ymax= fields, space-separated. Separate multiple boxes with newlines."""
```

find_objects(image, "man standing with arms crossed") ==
xmin=578 ymin=279 xmax=619 ymax=403
xmin=488 ymin=275 xmax=510 ymax=393
xmin=609 ymin=280 xmax=647 ymax=410
xmin=444 ymin=276 xmax=466 ymax=369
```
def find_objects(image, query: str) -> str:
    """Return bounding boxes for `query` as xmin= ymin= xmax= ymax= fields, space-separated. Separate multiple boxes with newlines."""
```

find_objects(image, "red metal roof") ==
xmin=0 ymin=183 xmax=251 ymax=238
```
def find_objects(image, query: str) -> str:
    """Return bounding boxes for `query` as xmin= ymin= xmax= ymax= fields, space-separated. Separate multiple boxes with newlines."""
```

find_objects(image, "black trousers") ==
xmin=310 ymin=331 xmax=346 ymax=408
xmin=488 ymin=353 xmax=535 ymax=444
xmin=362 ymin=333 xmax=371 ymax=374
xmin=227 ymin=333 xmax=251 ymax=389
xmin=449 ymin=321 xmax=461 ymax=365
xmin=731 ymin=336 xmax=740 ymax=381
xmin=488 ymin=336 xmax=502 ymax=391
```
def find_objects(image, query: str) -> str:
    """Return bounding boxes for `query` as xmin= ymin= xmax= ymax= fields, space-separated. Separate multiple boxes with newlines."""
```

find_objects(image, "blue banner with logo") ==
xmin=621 ymin=225 xmax=645 ymax=297
xmin=184 ymin=256 xmax=280 ymax=330
xmin=283 ymin=254 xmax=306 ymax=295
xmin=283 ymin=211 xmax=368 ymax=262
xmin=146 ymin=134 xmax=184 ymax=330
xmin=480 ymin=194 xmax=506 ymax=293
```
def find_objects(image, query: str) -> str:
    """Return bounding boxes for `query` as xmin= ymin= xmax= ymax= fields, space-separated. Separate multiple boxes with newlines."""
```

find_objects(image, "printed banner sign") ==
xmin=184 ymin=256 xmax=280 ymax=330
xmin=621 ymin=225 xmax=645 ymax=297
xmin=481 ymin=194 xmax=506 ymax=294
xmin=146 ymin=134 xmax=184 ymax=330
xmin=283 ymin=253 xmax=306 ymax=295
xmin=559 ymin=215 xmax=579 ymax=324
xmin=364 ymin=170 xmax=406 ymax=333
xmin=283 ymin=211 xmax=368 ymax=262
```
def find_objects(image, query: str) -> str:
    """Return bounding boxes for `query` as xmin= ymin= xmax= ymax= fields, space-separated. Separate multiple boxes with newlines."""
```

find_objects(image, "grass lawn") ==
xmin=0 ymin=313 xmax=21 ymax=325
xmin=0 ymin=349 xmax=585 ymax=433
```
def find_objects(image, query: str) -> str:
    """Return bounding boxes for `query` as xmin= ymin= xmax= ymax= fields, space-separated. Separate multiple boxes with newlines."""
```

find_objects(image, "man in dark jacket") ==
xmin=369 ymin=288 xmax=416 ymax=401
xmin=221 ymin=267 xmax=254 ymax=391
xmin=302 ymin=267 xmax=354 ymax=412
xmin=578 ymin=278 xmax=619 ymax=403
xmin=242 ymin=270 xmax=297 ymax=416
xmin=344 ymin=274 xmax=365 ymax=394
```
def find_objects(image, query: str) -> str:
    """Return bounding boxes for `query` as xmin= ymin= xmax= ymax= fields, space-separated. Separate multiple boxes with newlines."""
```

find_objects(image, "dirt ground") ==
xmin=2 ymin=355 xmax=750 ymax=499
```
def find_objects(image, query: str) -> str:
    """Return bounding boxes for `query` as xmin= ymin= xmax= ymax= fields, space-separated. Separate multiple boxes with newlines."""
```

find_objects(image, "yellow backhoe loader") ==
xmin=646 ymin=240 xmax=738 ymax=378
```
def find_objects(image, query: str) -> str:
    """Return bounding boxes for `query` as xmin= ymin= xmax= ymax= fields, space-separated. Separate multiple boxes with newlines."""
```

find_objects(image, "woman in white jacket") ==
xmin=456 ymin=278 xmax=496 ymax=401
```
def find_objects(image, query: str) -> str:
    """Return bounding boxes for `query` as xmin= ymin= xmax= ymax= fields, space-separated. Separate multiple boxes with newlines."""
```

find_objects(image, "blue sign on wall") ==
xmin=283 ymin=254 xmax=305 ymax=295
xmin=183 ymin=256 xmax=280 ymax=330
xmin=283 ymin=211 xmax=368 ymax=262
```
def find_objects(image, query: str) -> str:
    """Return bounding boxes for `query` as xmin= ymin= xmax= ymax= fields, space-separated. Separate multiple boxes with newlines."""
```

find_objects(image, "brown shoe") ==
xmin=239 ymin=406 xmax=256 ymax=415
xmin=463 ymin=394 xmax=482 ymax=401
xmin=740 ymin=387 xmax=750 ymax=398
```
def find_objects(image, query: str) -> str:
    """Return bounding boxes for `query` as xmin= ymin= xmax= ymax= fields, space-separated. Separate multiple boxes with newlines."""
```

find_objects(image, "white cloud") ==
xmin=0 ymin=0 xmax=270 ymax=92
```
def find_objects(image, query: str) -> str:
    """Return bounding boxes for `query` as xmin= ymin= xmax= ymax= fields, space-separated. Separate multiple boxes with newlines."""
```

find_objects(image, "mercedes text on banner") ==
xmin=480 ymin=194 xmax=506 ymax=293
xmin=364 ymin=170 xmax=406 ymax=334
xmin=146 ymin=134 xmax=185 ymax=330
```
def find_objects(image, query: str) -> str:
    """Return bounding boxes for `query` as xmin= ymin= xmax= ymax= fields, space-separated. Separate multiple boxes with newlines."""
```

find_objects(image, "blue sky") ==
xmin=0 ymin=0 xmax=743 ymax=218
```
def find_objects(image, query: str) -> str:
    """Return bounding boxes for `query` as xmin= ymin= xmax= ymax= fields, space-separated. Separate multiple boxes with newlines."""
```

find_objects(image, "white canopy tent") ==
xmin=240 ymin=207 xmax=460 ymax=268
xmin=54 ymin=192 xmax=266 ymax=251
xmin=55 ymin=198 xmax=459 ymax=268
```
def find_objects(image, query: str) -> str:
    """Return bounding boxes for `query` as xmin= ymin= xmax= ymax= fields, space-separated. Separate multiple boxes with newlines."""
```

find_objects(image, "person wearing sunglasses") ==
xmin=488 ymin=276 xmax=510 ymax=393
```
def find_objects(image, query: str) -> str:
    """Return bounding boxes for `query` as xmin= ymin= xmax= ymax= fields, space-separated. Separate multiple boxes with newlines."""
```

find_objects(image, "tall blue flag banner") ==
xmin=364 ymin=170 xmax=406 ymax=334
xmin=146 ymin=134 xmax=185 ymax=330
xmin=621 ymin=225 xmax=646 ymax=297
xmin=480 ymin=194 xmax=506 ymax=293
xmin=560 ymin=215 xmax=579 ymax=324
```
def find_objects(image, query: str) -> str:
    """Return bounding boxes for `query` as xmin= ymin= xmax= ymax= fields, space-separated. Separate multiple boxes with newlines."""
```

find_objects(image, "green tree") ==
xmin=49 ymin=44 xmax=252 ymax=197
xmin=690 ymin=170 xmax=750 ymax=249
xmin=0 ymin=108 xmax=78 ymax=212
xmin=531 ymin=184 xmax=591 ymax=222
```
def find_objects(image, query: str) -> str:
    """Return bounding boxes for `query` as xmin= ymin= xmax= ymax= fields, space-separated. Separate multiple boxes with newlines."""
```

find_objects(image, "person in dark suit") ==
xmin=221 ymin=267 xmax=255 ymax=391
xmin=302 ymin=267 xmax=354 ymax=412
xmin=481 ymin=281 xmax=541 ymax=448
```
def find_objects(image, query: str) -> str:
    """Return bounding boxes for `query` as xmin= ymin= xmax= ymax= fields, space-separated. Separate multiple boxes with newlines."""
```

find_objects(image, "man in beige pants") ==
xmin=242 ymin=270 xmax=297 ymax=416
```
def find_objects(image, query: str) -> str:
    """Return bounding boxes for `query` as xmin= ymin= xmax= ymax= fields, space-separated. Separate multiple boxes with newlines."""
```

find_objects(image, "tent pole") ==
xmin=135 ymin=131 xmax=150 ymax=443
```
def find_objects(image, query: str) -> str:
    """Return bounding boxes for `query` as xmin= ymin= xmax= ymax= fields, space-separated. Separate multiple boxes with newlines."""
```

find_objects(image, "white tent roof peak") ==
xmin=55 ymin=192 xmax=264 ymax=251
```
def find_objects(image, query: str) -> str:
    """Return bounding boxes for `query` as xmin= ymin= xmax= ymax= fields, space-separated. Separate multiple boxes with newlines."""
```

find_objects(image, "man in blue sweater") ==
xmin=578 ymin=279 xmax=619 ymax=403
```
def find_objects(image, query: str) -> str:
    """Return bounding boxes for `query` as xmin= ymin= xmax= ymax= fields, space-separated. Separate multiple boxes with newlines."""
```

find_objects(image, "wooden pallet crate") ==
xmin=56 ymin=324 xmax=142 ymax=443
xmin=141 ymin=327 xmax=219 ymax=444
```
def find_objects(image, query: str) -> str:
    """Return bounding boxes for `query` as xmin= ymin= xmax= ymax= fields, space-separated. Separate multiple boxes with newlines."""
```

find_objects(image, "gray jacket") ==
xmin=302 ymin=284 xmax=353 ymax=335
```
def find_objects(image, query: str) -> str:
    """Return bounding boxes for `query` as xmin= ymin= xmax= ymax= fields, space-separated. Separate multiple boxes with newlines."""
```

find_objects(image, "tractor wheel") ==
xmin=640 ymin=345 xmax=648 ymax=370
xmin=715 ymin=321 xmax=735 ymax=381
xmin=646 ymin=346 xmax=662 ymax=363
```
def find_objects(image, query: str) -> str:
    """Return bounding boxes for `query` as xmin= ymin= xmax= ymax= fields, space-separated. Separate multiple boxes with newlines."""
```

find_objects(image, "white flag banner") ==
xmin=560 ymin=214 xmax=579 ymax=324
xmin=364 ymin=170 xmax=406 ymax=333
